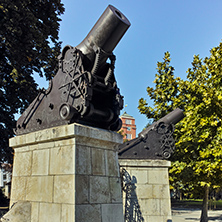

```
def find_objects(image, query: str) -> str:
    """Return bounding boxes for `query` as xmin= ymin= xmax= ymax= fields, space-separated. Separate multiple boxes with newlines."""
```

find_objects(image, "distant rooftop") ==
xmin=120 ymin=111 xmax=135 ymax=119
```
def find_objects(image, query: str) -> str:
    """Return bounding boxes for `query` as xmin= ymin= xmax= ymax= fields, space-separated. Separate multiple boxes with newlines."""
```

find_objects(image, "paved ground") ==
xmin=172 ymin=209 xmax=222 ymax=222
xmin=1 ymin=207 xmax=222 ymax=221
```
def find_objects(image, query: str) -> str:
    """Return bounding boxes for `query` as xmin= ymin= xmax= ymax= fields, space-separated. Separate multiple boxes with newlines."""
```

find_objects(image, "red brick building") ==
xmin=120 ymin=112 xmax=136 ymax=140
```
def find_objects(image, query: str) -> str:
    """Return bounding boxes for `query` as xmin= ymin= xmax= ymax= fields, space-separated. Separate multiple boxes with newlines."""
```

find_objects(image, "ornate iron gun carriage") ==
xmin=15 ymin=5 xmax=130 ymax=135
xmin=118 ymin=108 xmax=184 ymax=160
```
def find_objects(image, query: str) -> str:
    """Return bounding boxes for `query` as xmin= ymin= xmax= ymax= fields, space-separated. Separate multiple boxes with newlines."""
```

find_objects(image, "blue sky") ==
xmin=35 ymin=0 xmax=222 ymax=135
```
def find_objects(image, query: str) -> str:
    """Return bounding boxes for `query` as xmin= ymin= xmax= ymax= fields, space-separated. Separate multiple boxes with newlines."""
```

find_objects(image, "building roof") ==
xmin=120 ymin=111 xmax=135 ymax=119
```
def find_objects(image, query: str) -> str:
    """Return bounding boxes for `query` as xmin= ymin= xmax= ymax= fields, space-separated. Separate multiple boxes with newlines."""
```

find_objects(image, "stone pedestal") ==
xmin=9 ymin=123 xmax=124 ymax=222
xmin=119 ymin=159 xmax=172 ymax=222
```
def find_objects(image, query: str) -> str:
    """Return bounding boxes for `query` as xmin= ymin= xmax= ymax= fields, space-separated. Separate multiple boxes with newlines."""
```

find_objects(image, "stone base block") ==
xmin=8 ymin=123 xmax=124 ymax=222
xmin=119 ymin=159 xmax=172 ymax=222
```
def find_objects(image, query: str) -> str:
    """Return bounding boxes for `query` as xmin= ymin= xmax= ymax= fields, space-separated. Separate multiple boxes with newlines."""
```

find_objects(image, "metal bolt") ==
xmin=144 ymin=145 xmax=149 ymax=150
xmin=36 ymin=119 xmax=42 ymax=124
xmin=49 ymin=103 xmax=54 ymax=110
xmin=62 ymin=107 xmax=68 ymax=116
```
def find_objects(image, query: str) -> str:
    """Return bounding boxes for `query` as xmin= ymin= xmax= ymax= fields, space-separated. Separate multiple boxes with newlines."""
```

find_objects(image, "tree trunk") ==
xmin=200 ymin=185 xmax=209 ymax=222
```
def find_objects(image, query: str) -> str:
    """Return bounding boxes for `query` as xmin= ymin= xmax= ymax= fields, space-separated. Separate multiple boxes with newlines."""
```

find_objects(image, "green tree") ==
xmin=0 ymin=0 xmax=65 ymax=163
xmin=138 ymin=51 xmax=181 ymax=118
xmin=138 ymin=47 xmax=222 ymax=222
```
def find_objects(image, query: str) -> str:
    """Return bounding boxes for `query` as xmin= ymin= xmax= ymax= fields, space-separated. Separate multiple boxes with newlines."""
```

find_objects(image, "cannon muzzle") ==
xmin=156 ymin=108 xmax=184 ymax=125
xmin=77 ymin=5 xmax=131 ymax=63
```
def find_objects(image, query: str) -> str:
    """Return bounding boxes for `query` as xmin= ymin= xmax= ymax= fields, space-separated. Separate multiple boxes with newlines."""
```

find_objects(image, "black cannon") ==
xmin=15 ymin=5 xmax=130 ymax=135
xmin=118 ymin=108 xmax=184 ymax=160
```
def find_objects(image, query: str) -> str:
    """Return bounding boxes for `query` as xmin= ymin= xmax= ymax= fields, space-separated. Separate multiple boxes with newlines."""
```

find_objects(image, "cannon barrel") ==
xmin=76 ymin=5 xmax=131 ymax=63
xmin=139 ymin=108 xmax=184 ymax=138
xmin=155 ymin=108 xmax=184 ymax=125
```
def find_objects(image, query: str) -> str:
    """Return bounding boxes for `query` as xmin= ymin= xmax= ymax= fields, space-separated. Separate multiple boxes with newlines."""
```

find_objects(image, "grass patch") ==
xmin=171 ymin=199 xmax=222 ymax=210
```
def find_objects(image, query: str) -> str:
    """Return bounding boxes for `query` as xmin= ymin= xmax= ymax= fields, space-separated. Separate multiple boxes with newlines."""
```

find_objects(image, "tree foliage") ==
xmin=138 ymin=45 xmax=222 ymax=221
xmin=138 ymin=51 xmax=181 ymax=119
xmin=0 ymin=0 xmax=65 ymax=163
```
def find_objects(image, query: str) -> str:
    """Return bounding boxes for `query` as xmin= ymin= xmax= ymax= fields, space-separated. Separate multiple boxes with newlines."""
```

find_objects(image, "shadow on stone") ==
xmin=0 ymin=201 xmax=31 ymax=222
xmin=121 ymin=168 xmax=144 ymax=222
